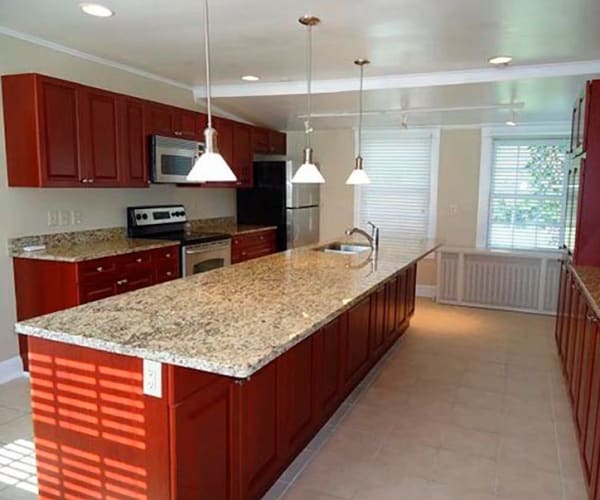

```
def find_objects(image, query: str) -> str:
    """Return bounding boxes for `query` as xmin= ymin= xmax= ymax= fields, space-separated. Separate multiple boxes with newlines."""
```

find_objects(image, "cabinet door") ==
xmin=385 ymin=278 xmax=397 ymax=343
xmin=120 ymin=97 xmax=148 ymax=187
xmin=313 ymin=318 xmax=342 ymax=423
xmin=567 ymin=280 xmax=582 ymax=387
xmin=343 ymin=297 xmax=371 ymax=391
xmin=252 ymin=127 xmax=270 ymax=154
xmin=233 ymin=122 xmax=253 ymax=187
xmin=213 ymin=117 xmax=234 ymax=167
xmin=174 ymin=109 xmax=205 ymax=140
xmin=269 ymin=130 xmax=287 ymax=155
xmin=587 ymin=318 xmax=600 ymax=487
xmin=277 ymin=337 xmax=314 ymax=460
xmin=170 ymin=378 xmax=234 ymax=500
xmin=237 ymin=362 xmax=279 ymax=500
xmin=146 ymin=102 xmax=174 ymax=136
xmin=122 ymin=271 xmax=154 ymax=293
xmin=396 ymin=271 xmax=407 ymax=331
xmin=36 ymin=76 xmax=83 ymax=186
xmin=571 ymin=294 xmax=587 ymax=406
xmin=556 ymin=264 xmax=569 ymax=360
xmin=79 ymin=281 xmax=117 ymax=304
xmin=370 ymin=286 xmax=386 ymax=361
xmin=79 ymin=87 xmax=121 ymax=186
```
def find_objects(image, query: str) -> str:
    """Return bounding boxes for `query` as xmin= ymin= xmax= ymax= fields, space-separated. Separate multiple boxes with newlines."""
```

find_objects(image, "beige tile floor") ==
xmin=0 ymin=299 xmax=589 ymax=500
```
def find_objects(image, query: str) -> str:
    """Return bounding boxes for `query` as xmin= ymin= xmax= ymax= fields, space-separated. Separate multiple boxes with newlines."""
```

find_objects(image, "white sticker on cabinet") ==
xmin=143 ymin=359 xmax=162 ymax=398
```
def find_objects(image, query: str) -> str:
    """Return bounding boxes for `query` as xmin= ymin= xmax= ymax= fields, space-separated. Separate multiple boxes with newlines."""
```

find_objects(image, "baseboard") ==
xmin=0 ymin=355 xmax=24 ymax=385
xmin=416 ymin=285 xmax=436 ymax=298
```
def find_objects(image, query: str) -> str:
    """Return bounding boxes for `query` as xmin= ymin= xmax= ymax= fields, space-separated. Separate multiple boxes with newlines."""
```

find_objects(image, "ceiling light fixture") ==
xmin=241 ymin=75 xmax=260 ymax=82
xmin=346 ymin=59 xmax=370 ymax=185
xmin=506 ymin=109 xmax=518 ymax=127
xmin=79 ymin=3 xmax=114 ymax=17
xmin=292 ymin=15 xmax=325 ymax=184
xmin=187 ymin=0 xmax=237 ymax=183
xmin=489 ymin=55 xmax=513 ymax=66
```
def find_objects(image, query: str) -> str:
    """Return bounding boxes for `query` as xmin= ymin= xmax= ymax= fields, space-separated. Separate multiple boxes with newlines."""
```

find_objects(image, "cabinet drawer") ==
xmin=153 ymin=246 xmax=178 ymax=262
xmin=78 ymin=257 xmax=117 ymax=284
xmin=120 ymin=249 xmax=153 ymax=271
xmin=79 ymin=281 xmax=116 ymax=304
xmin=156 ymin=261 xmax=179 ymax=284
xmin=232 ymin=230 xmax=275 ymax=248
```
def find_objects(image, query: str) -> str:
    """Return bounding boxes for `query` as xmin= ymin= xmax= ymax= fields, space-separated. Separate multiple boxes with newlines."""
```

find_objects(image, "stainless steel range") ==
xmin=127 ymin=205 xmax=231 ymax=277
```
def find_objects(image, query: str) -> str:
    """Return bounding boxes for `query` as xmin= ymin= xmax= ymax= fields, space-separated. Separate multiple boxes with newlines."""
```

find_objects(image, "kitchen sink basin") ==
xmin=314 ymin=242 xmax=372 ymax=255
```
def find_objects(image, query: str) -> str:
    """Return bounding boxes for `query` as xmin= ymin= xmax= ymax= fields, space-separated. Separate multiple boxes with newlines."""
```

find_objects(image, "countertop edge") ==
xmin=569 ymin=263 xmax=600 ymax=319
xmin=14 ymin=242 xmax=440 ymax=378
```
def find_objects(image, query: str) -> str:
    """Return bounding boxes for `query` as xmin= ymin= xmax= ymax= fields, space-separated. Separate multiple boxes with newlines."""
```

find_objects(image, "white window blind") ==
xmin=488 ymin=138 xmax=568 ymax=250
xmin=357 ymin=130 xmax=437 ymax=242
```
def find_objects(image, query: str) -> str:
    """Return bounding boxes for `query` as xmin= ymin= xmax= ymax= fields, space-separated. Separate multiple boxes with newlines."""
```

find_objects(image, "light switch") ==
xmin=143 ymin=359 xmax=162 ymax=398
xmin=47 ymin=211 xmax=58 ymax=227
xmin=58 ymin=210 xmax=70 ymax=226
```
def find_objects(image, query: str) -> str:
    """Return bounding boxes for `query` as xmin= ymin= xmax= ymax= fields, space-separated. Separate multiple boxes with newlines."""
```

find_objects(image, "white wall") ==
xmin=0 ymin=34 xmax=236 ymax=363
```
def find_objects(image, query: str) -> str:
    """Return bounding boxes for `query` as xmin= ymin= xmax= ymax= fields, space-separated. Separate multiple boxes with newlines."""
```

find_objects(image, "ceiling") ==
xmin=1 ymin=0 xmax=599 ymax=129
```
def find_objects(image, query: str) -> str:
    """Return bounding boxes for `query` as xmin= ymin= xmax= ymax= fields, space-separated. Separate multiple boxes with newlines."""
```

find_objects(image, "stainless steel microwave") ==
xmin=150 ymin=135 xmax=205 ymax=184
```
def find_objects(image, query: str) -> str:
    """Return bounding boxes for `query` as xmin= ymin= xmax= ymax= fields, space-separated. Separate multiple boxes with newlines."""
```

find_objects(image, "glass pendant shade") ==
xmin=346 ymin=157 xmax=370 ymax=185
xmin=292 ymin=147 xmax=325 ymax=184
xmin=187 ymin=128 xmax=236 ymax=182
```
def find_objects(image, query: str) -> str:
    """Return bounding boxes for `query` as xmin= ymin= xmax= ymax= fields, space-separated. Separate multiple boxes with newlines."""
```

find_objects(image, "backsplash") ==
xmin=8 ymin=217 xmax=237 ymax=254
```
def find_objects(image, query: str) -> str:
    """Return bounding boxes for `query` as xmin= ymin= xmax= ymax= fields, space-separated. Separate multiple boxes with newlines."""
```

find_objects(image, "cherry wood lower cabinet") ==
xmin=555 ymin=263 xmax=600 ymax=499
xmin=231 ymin=229 xmax=277 ymax=264
xmin=13 ymin=246 xmax=179 ymax=370
xmin=28 ymin=264 xmax=418 ymax=500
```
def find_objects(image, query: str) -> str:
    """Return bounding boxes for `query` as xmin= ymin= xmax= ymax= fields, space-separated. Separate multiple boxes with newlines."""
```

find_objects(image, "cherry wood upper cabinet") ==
xmin=252 ymin=127 xmax=287 ymax=155
xmin=120 ymin=97 xmax=148 ymax=187
xmin=146 ymin=102 xmax=205 ymax=140
xmin=79 ymin=87 xmax=121 ymax=186
xmin=233 ymin=122 xmax=253 ymax=188
xmin=2 ymin=74 xmax=83 ymax=187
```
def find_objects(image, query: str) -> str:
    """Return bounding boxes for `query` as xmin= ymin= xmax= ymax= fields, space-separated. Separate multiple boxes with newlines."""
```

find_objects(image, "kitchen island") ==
xmin=15 ymin=237 xmax=439 ymax=500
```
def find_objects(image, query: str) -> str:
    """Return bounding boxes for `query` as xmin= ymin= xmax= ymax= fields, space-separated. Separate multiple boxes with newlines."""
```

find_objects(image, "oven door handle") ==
xmin=185 ymin=246 xmax=227 ymax=255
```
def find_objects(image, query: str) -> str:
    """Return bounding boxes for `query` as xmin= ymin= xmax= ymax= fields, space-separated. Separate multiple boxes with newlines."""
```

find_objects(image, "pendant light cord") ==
xmin=358 ymin=63 xmax=364 ymax=157
xmin=204 ymin=0 xmax=213 ymax=129
xmin=305 ymin=23 xmax=312 ymax=149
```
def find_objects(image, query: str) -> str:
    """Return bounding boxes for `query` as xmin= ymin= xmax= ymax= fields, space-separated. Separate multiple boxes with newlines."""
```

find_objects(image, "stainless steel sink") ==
xmin=314 ymin=242 xmax=372 ymax=255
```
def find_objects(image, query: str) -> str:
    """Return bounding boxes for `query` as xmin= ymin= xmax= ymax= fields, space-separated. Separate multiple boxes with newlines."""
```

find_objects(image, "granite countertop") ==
xmin=15 ymin=237 xmax=440 ymax=378
xmin=12 ymin=238 xmax=179 ymax=263
xmin=572 ymin=265 xmax=600 ymax=318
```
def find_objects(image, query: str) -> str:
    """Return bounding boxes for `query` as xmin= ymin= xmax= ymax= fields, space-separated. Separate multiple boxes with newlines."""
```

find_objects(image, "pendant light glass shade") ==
xmin=187 ymin=0 xmax=237 ymax=183
xmin=294 ymin=147 xmax=325 ymax=184
xmin=346 ymin=157 xmax=370 ymax=185
xmin=292 ymin=15 xmax=324 ymax=184
xmin=346 ymin=59 xmax=370 ymax=185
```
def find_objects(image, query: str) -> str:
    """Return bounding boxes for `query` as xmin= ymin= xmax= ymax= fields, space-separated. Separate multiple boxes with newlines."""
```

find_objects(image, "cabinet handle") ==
xmin=117 ymin=279 xmax=128 ymax=286
xmin=587 ymin=314 xmax=598 ymax=323
xmin=259 ymin=235 xmax=264 ymax=240
xmin=166 ymin=272 xmax=172 ymax=277
xmin=136 ymin=258 xmax=143 ymax=263
xmin=242 ymin=251 xmax=247 ymax=256
xmin=88 ymin=179 xmax=95 ymax=184
xmin=96 ymin=266 xmax=104 ymax=272
xmin=174 ymin=131 xmax=183 ymax=136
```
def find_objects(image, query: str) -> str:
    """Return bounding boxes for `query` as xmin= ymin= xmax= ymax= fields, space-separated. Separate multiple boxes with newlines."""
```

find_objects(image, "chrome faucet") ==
xmin=345 ymin=223 xmax=379 ymax=250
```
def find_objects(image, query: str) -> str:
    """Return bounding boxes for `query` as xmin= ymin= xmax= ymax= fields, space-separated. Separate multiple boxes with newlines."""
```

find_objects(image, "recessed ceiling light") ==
xmin=80 ymin=3 xmax=114 ymax=17
xmin=489 ymin=56 xmax=513 ymax=65
xmin=241 ymin=75 xmax=260 ymax=82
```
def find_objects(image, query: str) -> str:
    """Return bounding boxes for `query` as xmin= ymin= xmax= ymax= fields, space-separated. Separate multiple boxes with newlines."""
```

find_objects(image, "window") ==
xmin=486 ymin=138 xmax=569 ymax=250
xmin=355 ymin=129 xmax=439 ymax=243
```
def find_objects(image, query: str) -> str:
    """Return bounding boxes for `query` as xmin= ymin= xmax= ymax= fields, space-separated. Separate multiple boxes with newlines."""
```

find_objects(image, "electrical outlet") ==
xmin=47 ymin=210 xmax=58 ymax=227
xmin=71 ymin=210 xmax=82 ymax=225
xmin=143 ymin=360 xmax=162 ymax=398
xmin=58 ymin=210 xmax=71 ymax=226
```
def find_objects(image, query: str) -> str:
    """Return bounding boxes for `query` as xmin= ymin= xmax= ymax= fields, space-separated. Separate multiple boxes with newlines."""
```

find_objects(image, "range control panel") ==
xmin=128 ymin=205 xmax=187 ymax=227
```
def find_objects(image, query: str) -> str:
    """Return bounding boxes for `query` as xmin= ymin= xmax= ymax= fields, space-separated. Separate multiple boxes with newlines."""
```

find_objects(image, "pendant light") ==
xmin=187 ymin=0 xmax=237 ymax=183
xmin=292 ymin=15 xmax=325 ymax=184
xmin=346 ymin=59 xmax=371 ymax=185
xmin=506 ymin=109 xmax=518 ymax=127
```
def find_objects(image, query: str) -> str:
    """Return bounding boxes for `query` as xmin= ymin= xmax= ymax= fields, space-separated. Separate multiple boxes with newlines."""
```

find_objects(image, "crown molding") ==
xmin=197 ymin=59 xmax=600 ymax=98
xmin=0 ymin=26 xmax=193 ymax=90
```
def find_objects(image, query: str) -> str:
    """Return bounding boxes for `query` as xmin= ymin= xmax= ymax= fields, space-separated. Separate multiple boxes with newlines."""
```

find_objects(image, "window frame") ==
xmin=476 ymin=124 xmax=571 ymax=251
xmin=353 ymin=128 xmax=440 ymax=242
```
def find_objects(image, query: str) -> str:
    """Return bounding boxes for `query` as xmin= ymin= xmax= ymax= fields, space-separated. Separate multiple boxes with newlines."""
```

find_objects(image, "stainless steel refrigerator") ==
xmin=237 ymin=155 xmax=320 ymax=251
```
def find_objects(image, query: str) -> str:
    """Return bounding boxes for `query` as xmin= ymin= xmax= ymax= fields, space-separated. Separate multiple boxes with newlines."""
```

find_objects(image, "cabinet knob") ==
xmin=88 ymin=179 xmax=95 ymax=183
xmin=117 ymin=279 xmax=128 ymax=286
xmin=96 ymin=266 xmax=104 ymax=272
xmin=259 ymin=235 xmax=264 ymax=240
xmin=166 ymin=253 xmax=171 ymax=258
xmin=166 ymin=272 xmax=172 ymax=277
xmin=136 ymin=258 xmax=142 ymax=263
xmin=174 ymin=131 xmax=183 ymax=136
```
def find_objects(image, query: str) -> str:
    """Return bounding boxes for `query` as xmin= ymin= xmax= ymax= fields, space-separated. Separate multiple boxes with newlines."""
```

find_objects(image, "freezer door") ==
xmin=286 ymin=207 xmax=320 ymax=248
xmin=286 ymin=161 xmax=321 ymax=208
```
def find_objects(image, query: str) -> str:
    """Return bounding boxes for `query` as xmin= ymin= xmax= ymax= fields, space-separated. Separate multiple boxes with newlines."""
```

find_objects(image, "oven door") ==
xmin=151 ymin=135 xmax=204 ymax=184
xmin=183 ymin=241 xmax=232 ymax=277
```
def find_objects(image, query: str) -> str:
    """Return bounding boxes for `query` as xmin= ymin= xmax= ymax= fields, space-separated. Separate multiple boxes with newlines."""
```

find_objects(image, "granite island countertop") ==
xmin=15 ymin=237 xmax=440 ymax=378
xmin=572 ymin=265 xmax=600 ymax=318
